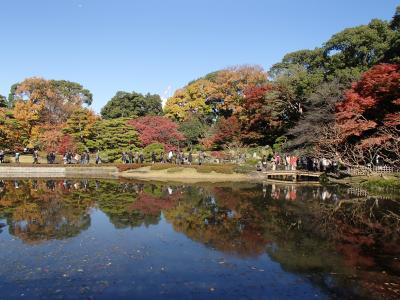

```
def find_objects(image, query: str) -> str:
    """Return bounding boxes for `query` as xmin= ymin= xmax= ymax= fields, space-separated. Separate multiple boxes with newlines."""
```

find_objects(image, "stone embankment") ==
xmin=0 ymin=166 xmax=119 ymax=178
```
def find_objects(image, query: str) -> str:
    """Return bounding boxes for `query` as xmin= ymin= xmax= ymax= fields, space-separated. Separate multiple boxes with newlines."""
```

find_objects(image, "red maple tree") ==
xmin=128 ymin=116 xmax=184 ymax=148
xmin=336 ymin=63 xmax=400 ymax=143
xmin=202 ymin=115 xmax=241 ymax=149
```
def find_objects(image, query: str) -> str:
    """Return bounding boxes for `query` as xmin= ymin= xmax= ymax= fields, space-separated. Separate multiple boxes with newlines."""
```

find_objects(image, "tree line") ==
xmin=1 ymin=6 xmax=399 ymax=165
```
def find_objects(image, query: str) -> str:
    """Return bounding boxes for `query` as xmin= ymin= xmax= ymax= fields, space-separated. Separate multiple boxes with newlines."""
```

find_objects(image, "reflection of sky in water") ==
xmin=0 ymin=209 xmax=327 ymax=300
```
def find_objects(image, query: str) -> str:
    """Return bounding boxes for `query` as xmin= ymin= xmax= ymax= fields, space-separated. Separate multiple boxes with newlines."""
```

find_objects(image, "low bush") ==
xmin=143 ymin=143 xmax=165 ymax=160
xmin=360 ymin=177 xmax=400 ymax=190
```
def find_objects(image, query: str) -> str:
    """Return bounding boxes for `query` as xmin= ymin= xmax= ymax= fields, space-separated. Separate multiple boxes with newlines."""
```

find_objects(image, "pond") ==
xmin=0 ymin=179 xmax=399 ymax=299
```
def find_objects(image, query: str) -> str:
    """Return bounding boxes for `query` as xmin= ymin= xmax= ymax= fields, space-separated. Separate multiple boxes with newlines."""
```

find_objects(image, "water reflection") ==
xmin=0 ymin=179 xmax=399 ymax=299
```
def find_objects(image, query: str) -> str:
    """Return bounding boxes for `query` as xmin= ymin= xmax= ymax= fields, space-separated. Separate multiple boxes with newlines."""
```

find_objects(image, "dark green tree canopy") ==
xmin=270 ymin=49 xmax=326 ymax=78
xmin=385 ymin=6 xmax=400 ymax=63
xmin=0 ymin=95 xmax=7 ymax=108
xmin=179 ymin=117 xmax=207 ymax=146
xmin=87 ymin=118 xmax=139 ymax=151
xmin=49 ymin=80 xmax=93 ymax=106
xmin=8 ymin=83 xmax=19 ymax=106
xmin=323 ymin=19 xmax=395 ymax=78
xmin=390 ymin=5 xmax=400 ymax=31
xmin=272 ymin=18 xmax=396 ymax=85
xmin=101 ymin=91 xmax=163 ymax=119
xmin=269 ymin=11 xmax=400 ymax=152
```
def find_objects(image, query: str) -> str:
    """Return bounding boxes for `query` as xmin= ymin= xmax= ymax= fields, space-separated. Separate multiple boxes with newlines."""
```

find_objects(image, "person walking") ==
xmin=74 ymin=153 xmax=80 ymax=164
xmin=159 ymin=152 xmax=164 ymax=163
xmin=67 ymin=151 xmax=72 ymax=164
xmin=95 ymin=150 xmax=102 ymax=164
xmin=285 ymin=154 xmax=290 ymax=171
xmin=134 ymin=151 xmax=139 ymax=164
xmin=46 ymin=152 xmax=51 ymax=164
xmin=15 ymin=151 xmax=20 ymax=163
xmin=261 ymin=155 xmax=267 ymax=171
xmin=33 ymin=150 xmax=39 ymax=164
xmin=168 ymin=151 xmax=173 ymax=163
xmin=291 ymin=155 xmax=298 ymax=171
xmin=188 ymin=151 xmax=193 ymax=165
xmin=276 ymin=153 xmax=281 ymax=166
xmin=181 ymin=151 xmax=185 ymax=165
xmin=139 ymin=152 xmax=144 ymax=164
xmin=271 ymin=156 xmax=276 ymax=171
xmin=198 ymin=150 xmax=205 ymax=165
xmin=86 ymin=153 xmax=89 ymax=164
xmin=151 ymin=152 xmax=157 ymax=164
xmin=0 ymin=150 xmax=4 ymax=164
xmin=50 ymin=152 xmax=56 ymax=164
xmin=128 ymin=151 xmax=133 ymax=164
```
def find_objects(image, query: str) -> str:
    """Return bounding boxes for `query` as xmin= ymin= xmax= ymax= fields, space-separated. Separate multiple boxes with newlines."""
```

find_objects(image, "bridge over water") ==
xmin=260 ymin=170 xmax=323 ymax=182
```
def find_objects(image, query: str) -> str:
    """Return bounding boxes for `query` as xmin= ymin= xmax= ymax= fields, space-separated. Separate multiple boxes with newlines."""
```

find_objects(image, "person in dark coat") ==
xmin=128 ymin=151 xmax=133 ymax=164
xmin=96 ymin=150 xmax=102 ymax=164
xmin=51 ymin=152 xmax=56 ymax=164
xmin=188 ymin=151 xmax=193 ymax=165
xmin=159 ymin=152 xmax=164 ymax=163
xmin=139 ymin=152 xmax=144 ymax=164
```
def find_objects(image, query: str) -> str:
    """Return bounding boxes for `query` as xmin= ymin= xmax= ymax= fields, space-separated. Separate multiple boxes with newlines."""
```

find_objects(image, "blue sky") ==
xmin=0 ymin=0 xmax=398 ymax=112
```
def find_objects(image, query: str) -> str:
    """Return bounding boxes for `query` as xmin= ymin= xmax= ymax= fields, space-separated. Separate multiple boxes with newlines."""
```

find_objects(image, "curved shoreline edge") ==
xmin=0 ymin=165 xmax=254 ymax=182
xmin=0 ymin=165 xmax=324 ymax=184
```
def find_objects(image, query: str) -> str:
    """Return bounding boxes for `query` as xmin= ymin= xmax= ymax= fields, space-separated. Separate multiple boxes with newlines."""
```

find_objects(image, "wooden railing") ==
xmin=347 ymin=165 xmax=398 ymax=176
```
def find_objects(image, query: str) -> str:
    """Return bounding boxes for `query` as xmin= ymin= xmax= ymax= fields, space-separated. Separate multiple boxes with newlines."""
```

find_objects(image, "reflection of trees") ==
xmin=262 ymin=190 xmax=400 ymax=300
xmin=0 ymin=180 xmax=182 ymax=240
xmin=164 ymin=186 xmax=271 ymax=257
xmin=317 ymin=197 xmax=400 ymax=280
xmin=0 ymin=180 xmax=92 ymax=244
xmin=0 ymin=179 xmax=399 ymax=299
xmin=129 ymin=186 xmax=181 ymax=217
xmin=164 ymin=183 xmax=399 ymax=299
xmin=93 ymin=181 xmax=161 ymax=228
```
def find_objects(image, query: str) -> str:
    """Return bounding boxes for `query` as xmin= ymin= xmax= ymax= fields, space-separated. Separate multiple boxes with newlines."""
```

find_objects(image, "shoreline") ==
xmin=0 ymin=165 xmax=260 ymax=183
xmin=2 ymin=165 xmax=397 ymax=187
xmin=0 ymin=165 xmax=119 ymax=178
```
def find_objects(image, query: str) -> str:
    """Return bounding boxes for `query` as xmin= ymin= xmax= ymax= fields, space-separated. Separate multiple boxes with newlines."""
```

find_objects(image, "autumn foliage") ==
xmin=1 ymin=5 xmax=400 ymax=167
xmin=318 ymin=63 xmax=400 ymax=166
xmin=128 ymin=116 xmax=184 ymax=148
xmin=336 ymin=63 xmax=400 ymax=142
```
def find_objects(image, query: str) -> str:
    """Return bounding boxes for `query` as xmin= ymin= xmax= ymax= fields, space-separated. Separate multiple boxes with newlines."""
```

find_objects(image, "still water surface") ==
xmin=0 ymin=179 xmax=399 ymax=299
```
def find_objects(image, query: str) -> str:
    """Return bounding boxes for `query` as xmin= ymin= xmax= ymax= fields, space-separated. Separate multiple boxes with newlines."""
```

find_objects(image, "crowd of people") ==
xmin=62 ymin=151 xmax=92 ymax=164
xmin=0 ymin=148 xmax=208 ymax=166
xmin=120 ymin=150 xmax=206 ymax=165
xmin=258 ymin=153 xmax=339 ymax=173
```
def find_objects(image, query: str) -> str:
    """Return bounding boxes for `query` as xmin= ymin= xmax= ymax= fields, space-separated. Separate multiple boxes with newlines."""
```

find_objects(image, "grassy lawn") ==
xmin=360 ymin=176 xmax=400 ymax=190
